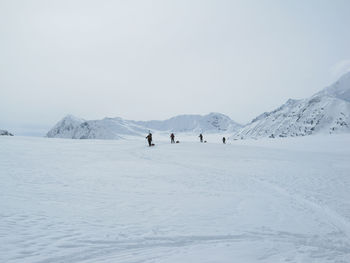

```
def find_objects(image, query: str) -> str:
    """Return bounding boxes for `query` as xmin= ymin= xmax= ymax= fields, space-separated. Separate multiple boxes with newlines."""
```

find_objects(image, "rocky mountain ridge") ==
xmin=234 ymin=72 xmax=350 ymax=139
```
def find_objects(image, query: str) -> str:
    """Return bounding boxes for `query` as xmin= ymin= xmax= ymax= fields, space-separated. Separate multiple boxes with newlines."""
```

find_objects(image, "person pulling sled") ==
xmin=170 ymin=133 xmax=175 ymax=144
xmin=199 ymin=133 xmax=203 ymax=143
xmin=146 ymin=132 xmax=153 ymax=147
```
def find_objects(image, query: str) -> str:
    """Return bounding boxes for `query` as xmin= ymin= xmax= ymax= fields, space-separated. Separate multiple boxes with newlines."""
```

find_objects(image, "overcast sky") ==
xmin=1 ymin=0 xmax=350 ymax=135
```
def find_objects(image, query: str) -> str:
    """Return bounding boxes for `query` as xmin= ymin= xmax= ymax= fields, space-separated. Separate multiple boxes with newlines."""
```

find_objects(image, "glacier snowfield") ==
xmin=1 ymin=135 xmax=350 ymax=263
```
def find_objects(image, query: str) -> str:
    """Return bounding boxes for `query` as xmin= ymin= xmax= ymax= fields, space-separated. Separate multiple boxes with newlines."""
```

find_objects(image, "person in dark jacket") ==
xmin=170 ymin=133 xmax=175 ymax=143
xmin=146 ymin=132 xmax=153 ymax=147
xmin=199 ymin=133 xmax=203 ymax=143
xmin=222 ymin=137 xmax=226 ymax=144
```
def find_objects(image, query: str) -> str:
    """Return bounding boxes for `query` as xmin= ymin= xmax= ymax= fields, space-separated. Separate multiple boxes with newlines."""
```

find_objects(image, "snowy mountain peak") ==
xmin=207 ymin=112 xmax=230 ymax=118
xmin=47 ymin=115 xmax=85 ymax=138
xmin=314 ymin=71 xmax=350 ymax=102
xmin=62 ymin=114 xmax=85 ymax=123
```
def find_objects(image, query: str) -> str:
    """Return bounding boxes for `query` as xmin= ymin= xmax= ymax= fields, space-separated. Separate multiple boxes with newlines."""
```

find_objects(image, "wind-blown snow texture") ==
xmin=47 ymin=113 xmax=242 ymax=139
xmin=1 ymin=135 xmax=350 ymax=262
xmin=235 ymin=72 xmax=350 ymax=139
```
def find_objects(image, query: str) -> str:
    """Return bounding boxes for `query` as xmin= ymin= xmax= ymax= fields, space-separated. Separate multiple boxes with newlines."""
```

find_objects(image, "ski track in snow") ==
xmin=1 ymin=135 xmax=350 ymax=262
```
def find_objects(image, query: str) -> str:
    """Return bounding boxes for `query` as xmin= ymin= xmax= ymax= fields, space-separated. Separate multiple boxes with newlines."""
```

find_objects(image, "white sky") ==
xmin=1 ymin=0 xmax=350 ymax=135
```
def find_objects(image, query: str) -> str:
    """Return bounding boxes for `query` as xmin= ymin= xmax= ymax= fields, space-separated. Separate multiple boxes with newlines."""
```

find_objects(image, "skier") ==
xmin=222 ymin=137 xmax=226 ymax=144
xmin=170 ymin=133 xmax=175 ymax=144
xmin=146 ymin=132 xmax=153 ymax=147
xmin=199 ymin=133 xmax=203 ymax=143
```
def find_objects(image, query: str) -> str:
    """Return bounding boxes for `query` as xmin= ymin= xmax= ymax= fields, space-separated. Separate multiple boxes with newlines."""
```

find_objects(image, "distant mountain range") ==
xmin=234 ymin=72 xmax=350 ymax=139
xmin=47 ymin=113 xmax=242 ymax=139
xmin=47 ymin=72 xmax=350 ymax=140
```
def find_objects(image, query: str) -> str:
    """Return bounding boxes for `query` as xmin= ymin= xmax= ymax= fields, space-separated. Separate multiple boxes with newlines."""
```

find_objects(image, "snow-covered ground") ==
xmin=1 ymin=135 xmax=350 ymax=263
